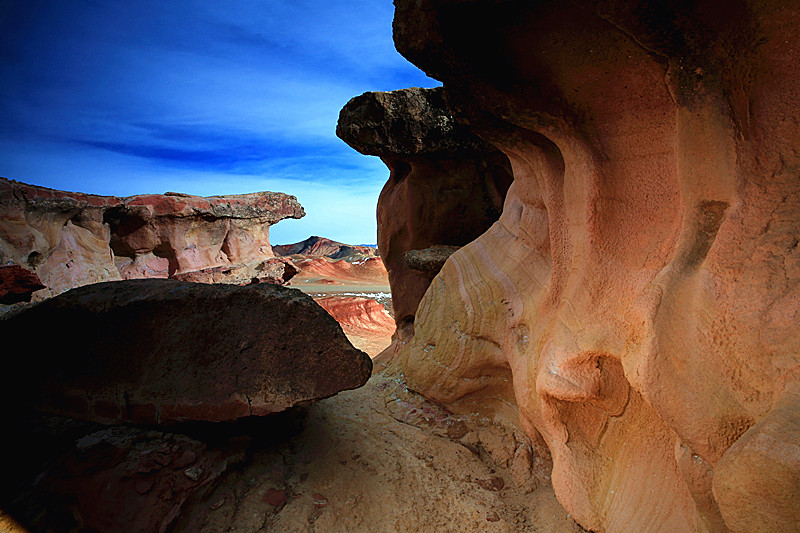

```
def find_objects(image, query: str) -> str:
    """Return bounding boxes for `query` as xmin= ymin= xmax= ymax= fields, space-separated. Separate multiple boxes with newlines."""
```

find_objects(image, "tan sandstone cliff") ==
xmin=0 ymin=178 xmax=304 ymax=301
xmin=380 ymin=1 xmax=800 ymax=532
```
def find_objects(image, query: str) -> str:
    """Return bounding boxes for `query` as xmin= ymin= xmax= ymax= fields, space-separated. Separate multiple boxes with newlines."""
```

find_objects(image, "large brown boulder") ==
xmin=1 ymin=279 xmax=372 ymax=425
xmin=337 ymin=87 xmax=512 ymax=354
xmin=390 ymin=1 xmax=800 ymax=532
xmin=0 ymin=179 xmax=304 ymax=300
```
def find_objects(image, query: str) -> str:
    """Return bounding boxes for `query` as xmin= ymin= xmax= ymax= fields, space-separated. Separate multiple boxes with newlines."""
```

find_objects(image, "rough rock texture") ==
xmin=404 ymin=245 xmax=460 ymax=273
xmin=273 ymin=236 xmax=378 ymax=260
xmin=390 ymin=1 xmax=800 ymax=532
xmin=337 ymin=87 xmax=513 ymax=355
xmin=7 ymin=422 xmax=249 ymax=533
xmin=0 ymin=178 xmax=304 ymax=300
xmin=1 ymin=279 xmax=372 ymax=425
xmin=0 ymin=264 xmax=44 ymax=304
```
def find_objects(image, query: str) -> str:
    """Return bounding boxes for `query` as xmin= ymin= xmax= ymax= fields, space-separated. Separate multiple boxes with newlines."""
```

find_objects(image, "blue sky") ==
xmin=0 ymin=0 xmax=438 ymax=244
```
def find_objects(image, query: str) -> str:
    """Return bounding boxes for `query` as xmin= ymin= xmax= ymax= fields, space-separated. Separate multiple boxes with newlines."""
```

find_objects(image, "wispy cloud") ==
xmin=0 ymin=0 xmax=436 ymax=244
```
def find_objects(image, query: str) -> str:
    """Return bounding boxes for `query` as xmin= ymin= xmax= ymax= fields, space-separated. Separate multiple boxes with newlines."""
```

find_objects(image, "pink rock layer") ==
xmin=0 ymin=179 xmax=304 ymax=300
xmin=315 ymin=296 xmax=396 ymax=339
xmin=290 ymin=256 xmax=389 ymax=285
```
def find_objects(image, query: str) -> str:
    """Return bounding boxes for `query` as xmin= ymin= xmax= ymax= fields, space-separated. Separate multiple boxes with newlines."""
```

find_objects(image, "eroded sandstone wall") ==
xmin=337 ymin=87 xmax=512 ymax=352
xmin=389 ymin=1 xmax=800 ymax=532
xmin=0 ymin=178 xmax=304 ymax=300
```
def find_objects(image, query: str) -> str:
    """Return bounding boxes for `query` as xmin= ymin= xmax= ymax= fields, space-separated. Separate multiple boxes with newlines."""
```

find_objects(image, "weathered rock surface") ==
xmin=0 ymin=178 xmax=304 ymax=300
xmin=7 ymin=422 xmax=249 ymax=533
xmin=0 ymin=264 xmax=44 ymax=304
xmin=1 ymin=279 xmax=372 ymax=425
xmin=337 ymin=87 xmax=512 ymax=356
xmin=273 ymin=235 xmax=378 ymax=260
xmin=389 ymin=1 xmax=800 ymax=532
xmin=404 ymin=245 xmax=460 ymax=272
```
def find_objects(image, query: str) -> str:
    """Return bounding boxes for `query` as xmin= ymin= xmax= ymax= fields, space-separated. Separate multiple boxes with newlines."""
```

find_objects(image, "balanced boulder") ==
xmin=2 ymin=278 xmax=372 ymax=425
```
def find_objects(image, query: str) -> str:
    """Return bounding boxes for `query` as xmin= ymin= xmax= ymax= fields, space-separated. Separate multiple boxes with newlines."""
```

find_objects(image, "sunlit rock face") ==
xmin=337 ymin=87 xmax=513 ymax=353
xmin=0 ymin=179 xmax=304 ymax=298
xmin=391 ymin=1 xmax=800 ymax=531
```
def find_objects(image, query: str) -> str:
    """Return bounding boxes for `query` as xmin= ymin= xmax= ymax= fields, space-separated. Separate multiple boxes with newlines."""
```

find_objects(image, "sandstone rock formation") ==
xmin=0 ymin=178 xmax=304 ymax=300
xmin=1 ymin=279 xmax=372 ymax=425
xmin=386 ymin=1 xmax=800 ymax=532
xmin=315 ymin=296 xmax=395 ymax=339
xmin=0 ymin=264 xmax=44 ymax=304
xmin=337 ymin=87 xmax=513 ymax=353
xmin=316 ymin=296 xmax=396 ymax=356
xmin=290 ymin=256 xmax=389 ymax=287
xmin=273 ymin=235 xmax=378 ymax=260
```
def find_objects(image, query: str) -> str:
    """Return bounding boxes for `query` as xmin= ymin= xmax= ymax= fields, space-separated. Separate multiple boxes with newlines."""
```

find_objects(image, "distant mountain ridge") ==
xmin=273 ymin=236 xmax=379 ymax=260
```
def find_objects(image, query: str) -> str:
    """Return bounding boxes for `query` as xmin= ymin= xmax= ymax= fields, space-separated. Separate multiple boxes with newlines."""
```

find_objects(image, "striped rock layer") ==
xmin=389 ymin=1 xmax=800 ymax=532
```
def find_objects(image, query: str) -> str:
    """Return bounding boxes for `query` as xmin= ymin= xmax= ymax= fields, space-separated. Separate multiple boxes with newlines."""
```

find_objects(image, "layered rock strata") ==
xmin=0 ymin=178 xmax=304 ymax=299
xmin=1 ymin=279 xmax=372 ymax=425
xmin=315 ymin=296 xmax=397 ymax=357
xmin=388 ymin=1 xmax=800 ymax=532
xmin=290 ymin=256 xmax=389 ymax=286
xmin=337 ymin=87 xmax=512 ymax=352
xmin=315 ymin=296 xmax=396 ymax=340
xmin=273 ymin=235 xmax=378 ymax=260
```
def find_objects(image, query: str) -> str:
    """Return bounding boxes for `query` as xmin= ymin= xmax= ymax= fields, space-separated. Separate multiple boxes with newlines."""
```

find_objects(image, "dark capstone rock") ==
xmin=404 ymin=245 xmax=461 ymax=272
xmin=336 ymin=87 xmax=493 ymax=156
xmin=2 ymin=279 xmax=372 ymax=425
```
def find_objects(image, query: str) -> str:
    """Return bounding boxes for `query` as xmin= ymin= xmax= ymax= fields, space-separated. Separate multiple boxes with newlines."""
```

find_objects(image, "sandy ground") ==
xmin=169 ymin=373 xmax=585 ymax=532
xmin=2 ymin=261 xmax=584 ymax=531
xmin=1 ymin=370 xmax=585 ymax=533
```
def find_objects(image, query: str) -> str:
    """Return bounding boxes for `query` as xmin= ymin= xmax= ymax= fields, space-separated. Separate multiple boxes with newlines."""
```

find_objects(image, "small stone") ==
xmin=486 ymin=511 xmax=501 ymax=522
xmin=134 ymin=480 xmax=154 ymax=494
xmin=184 ymin=466 xmax=203 ymax=481
xmin=262 ymin=488 xmax=288 ymax=508
xmin=209 ymin=497 xmax=226 ymax=510
xmin=312 ymin=493 xmax=328 ymax=507
xmin=173 ymin=449 xmax=197 ymax=469
xmin=476 ymin=475 xmax=505 ymax=491
xmin=153 ymin=453 xmax=172 ymax=466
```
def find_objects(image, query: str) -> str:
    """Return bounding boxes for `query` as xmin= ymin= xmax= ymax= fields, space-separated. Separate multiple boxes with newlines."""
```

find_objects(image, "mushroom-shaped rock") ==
xmin=1 ymin=279 xmax=372 ymax=425
xmin=0 ymin=178 xmax=305 ymax=299
xmin=337 ymin=88 xmax=512 ymax=356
